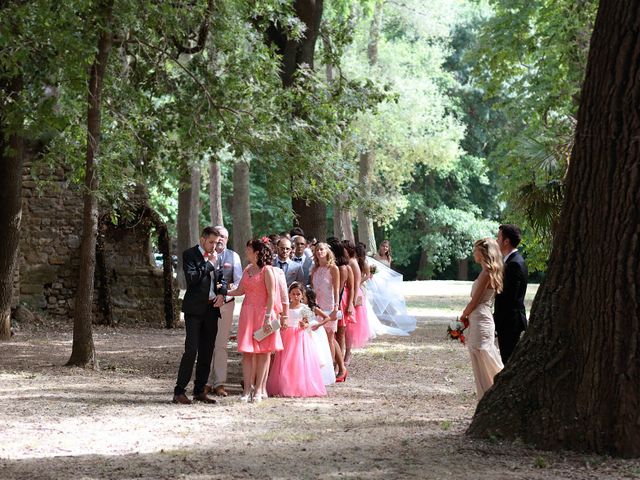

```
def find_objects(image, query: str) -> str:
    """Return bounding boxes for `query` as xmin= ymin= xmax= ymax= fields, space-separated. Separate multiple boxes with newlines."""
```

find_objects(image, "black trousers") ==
xmin=496 ymin=325 xmax=524 ymax=365
xmin=174 ymin=304 xmax=219 ymax=396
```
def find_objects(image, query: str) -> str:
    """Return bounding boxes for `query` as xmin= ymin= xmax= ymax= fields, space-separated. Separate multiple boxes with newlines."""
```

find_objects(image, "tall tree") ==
xmin=468 ymin=0 xmax=640 ymax=457
xmin=231 ymin=157 xmax=252 ymax=264
xmin=176 ymin=162 xmax=200 ymax=290
xmin=266 ymin=0 xmax=327 ymax=240
xmin=67 ymin=0 xmax=114 ymax=368
xmin=209 ymin=160 xmax=223 ymax=226
xmin=356 ymin=0 xmax=382 ymax=253
xmin=0 ymin=72 xmax=23 ymax=341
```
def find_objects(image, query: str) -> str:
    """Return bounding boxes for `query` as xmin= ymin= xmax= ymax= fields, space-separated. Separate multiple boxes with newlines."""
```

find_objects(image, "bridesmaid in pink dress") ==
xmin=266 ymin=282 xmax=326 ymax=397
xmin=343 ymin=240 xmax=371 ymax=363
xmin=328 ymin=239 xmax=351 ymax=371
xmin=310 ymin=242 xmax=347 ymax=381
xmin=227 ymin=239 xmax=283 ymax=402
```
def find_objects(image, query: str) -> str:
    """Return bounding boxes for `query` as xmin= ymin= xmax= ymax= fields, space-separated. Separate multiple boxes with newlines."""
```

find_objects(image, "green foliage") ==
xmin=468 ymin=0 xmax=598 ymax=269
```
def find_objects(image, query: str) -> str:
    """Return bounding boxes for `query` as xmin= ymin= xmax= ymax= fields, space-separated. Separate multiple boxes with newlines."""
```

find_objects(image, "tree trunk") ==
xmin=267 ymin=0 xmax=326 ymax=232
xmin=457 ymin=258 xmax=468 ymax=281
xmin=67 ymin=0 xmax=114 ymax=368
xmin=0 ymin=74 xmax=24 ymax=341
xmin=416 ymin=248 xmax=430 ymax=280
xmin=95 ymin=218 xmax=114 ymax=326
xmin=231 ymin=158 xmax=252 ymax=265
xmin=189 ymin=163 xmax=201 ymax=241
xmin=147 ymin=208 xmax=176 ymax=329
xmin=292 ymin=198 xmax=327 ymax=242
xmin=356 ymin=2 xmax=382 ymax=254
xmin=176 ymin=162 xmax=199 ymax=290
xmin=209 ymin=160 xmax=223 ymax=226
xmin=357 ymin=150 xmax=376 ymax=253
xmin=468 ymin=1 xmax=640 ymax=457
xmin=333 ymin=200 xmax=354 ymax=242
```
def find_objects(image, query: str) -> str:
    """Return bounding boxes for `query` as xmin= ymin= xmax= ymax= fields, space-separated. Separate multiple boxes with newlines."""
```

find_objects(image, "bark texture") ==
xmin=176 ymin=162 xmax=200 ymax=290
xmin=0 ymin=73 xmax=24 ymax=341
xmin=333 ymin=200 xmax=355 ymax=242
xmin=292 ymin=198 xmax=327 ymax=242
xmin=67 ymin=0 xmax=114 ymax=368
xmin=209 ymin=160 xmax=223 ymax=227
xmin=468 ymin=1 xmax=640 ymax=457
xmin=231 ymin=159 xmax=252 ymax=264
xmin=357 ymin=150 xmax=377 ymax=253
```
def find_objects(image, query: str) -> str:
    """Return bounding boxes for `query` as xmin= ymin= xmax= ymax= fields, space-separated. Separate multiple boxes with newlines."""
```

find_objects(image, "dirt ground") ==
xmin=1 ymin=281 xmax=639 ymax=479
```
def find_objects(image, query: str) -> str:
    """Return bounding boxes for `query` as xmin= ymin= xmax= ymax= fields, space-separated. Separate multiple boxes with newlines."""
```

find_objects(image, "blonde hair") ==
xmin=312 ymin=242 xmax=336 ymax=268
xmin=473 ymin=238 xmax=504 ymax=293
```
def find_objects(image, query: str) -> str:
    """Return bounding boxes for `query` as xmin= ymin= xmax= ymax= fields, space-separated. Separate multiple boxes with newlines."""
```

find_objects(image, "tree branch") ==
xmin=173 ymin=0 xmax=215 ymax=55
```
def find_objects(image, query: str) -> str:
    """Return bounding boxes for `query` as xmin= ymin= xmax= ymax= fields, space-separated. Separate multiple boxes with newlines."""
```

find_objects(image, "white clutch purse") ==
xmin=253 ymin=317 xmax=281 ymax=341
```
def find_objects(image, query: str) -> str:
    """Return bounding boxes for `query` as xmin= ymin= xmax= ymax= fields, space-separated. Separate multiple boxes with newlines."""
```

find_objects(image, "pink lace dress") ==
xmin=312 ymin=265 xmax=337 ymax=333
xmin=236 ymin=267 xmax=283 ymax=354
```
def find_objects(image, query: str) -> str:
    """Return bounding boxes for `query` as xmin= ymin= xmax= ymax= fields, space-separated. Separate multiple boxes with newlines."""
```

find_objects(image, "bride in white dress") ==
xmin=363 ymin=256 xmax=416 ymax=336
xmin=460 ymin=238 xmax=504 ymax=400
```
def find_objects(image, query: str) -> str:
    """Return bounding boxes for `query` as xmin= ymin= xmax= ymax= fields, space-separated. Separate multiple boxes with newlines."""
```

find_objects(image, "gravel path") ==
xmin=1 ymin=282 xmax=637 ymax=479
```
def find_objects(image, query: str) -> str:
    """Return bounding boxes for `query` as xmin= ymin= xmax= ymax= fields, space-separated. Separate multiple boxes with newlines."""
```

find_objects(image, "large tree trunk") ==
xmin=0 ymin=74 xmax=24 ymax=341
xmin=357 ymin=150 xmax=376 ymax=253
xmin=231 ymin=158 xmax=251 ymax=265
xmin=176 ymin=162 xmax=199 ymax=290
xmin=468 ymin=1 xmax=640 ymax=457
xmin=292 ymin=199 xmax=327 ymax=242
xmin=267 ymin=0 xmax=326 ymax=234
xmin=67 ymin=0 xmax=114 ymax=368
xmin=209 ymin=160 xmax=223 ymax=226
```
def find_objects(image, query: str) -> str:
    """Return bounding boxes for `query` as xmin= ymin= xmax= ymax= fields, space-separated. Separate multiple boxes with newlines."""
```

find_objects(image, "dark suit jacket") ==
xmin=494 ymin=251 xmax=528 ymax=335
xmin=181 ymin=245 xmax=228 ymax=316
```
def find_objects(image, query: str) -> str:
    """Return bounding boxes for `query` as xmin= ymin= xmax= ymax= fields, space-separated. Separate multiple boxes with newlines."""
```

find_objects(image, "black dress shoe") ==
xmin=172 ymin=393 xmax=192 ymax=405
xmin=193 ymin=392 xmax=217 ymax=404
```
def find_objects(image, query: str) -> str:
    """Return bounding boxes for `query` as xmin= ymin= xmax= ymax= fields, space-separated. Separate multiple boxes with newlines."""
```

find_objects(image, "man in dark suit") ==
xmin=173 ymin=226 xmax=227 ymax=404
xmin=493 ymin=224 xmax=528 ymax=364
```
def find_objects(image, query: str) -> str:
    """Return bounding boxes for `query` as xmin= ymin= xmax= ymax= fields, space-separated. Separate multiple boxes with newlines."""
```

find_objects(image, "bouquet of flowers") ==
xmin=369 ymin=264 xmax=378 ymax=275
xmin=447 ymin=316 xmax=468 ymax=344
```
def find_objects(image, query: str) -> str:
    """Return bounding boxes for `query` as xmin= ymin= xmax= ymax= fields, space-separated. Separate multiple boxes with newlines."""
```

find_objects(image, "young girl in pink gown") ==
xmin=267 ymin=282 xmax=326 ymax=397
xmin=227 ymin=240 xmax=283 ymax=403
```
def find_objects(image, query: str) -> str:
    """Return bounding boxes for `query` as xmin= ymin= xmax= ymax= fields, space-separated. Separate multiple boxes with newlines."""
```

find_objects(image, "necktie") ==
xmin=278 ymin=261 xmax=288 ymax=273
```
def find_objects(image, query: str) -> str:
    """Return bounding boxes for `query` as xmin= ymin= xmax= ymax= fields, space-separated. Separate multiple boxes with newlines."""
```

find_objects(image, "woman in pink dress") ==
xmin=328 ymin=239 xmax=351 ymax=372
xmin=267 ymin=282 xmax=326 ymax=397
xmin=227 ymin=239 xmax=283 ymax=402
xmin=343 ymin=240 xmax=371 ymax=363
xmin=310 ymin=242 xmax=347 ymax=381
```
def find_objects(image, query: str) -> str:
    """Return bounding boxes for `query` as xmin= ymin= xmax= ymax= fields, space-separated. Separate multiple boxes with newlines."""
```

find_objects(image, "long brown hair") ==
xmin=473 ymin=238 xmax=503 ymax=293
xmin=378 ymin=239 xmax=392 ymax=263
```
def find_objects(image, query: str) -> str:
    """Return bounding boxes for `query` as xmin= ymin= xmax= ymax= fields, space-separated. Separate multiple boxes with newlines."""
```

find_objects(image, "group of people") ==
xmin=171 ymin=222 xmax=527 ymax=405
xmin=172 ymin=225 xmax=406 ymax=404
xmin=460 ymin=224 xmax=528 ymax=400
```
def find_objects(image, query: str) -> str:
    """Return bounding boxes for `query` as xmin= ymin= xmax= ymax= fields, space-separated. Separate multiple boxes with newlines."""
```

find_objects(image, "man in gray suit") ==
xmin=291 ymin=234 xmax=313 ymax=285
xmin=273 ymin=237 xmax=305 ymax=286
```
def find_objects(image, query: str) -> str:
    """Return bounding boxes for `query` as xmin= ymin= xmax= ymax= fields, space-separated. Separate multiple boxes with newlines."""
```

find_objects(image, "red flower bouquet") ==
xmin=447 ymin=317 xmax=467 ymax=345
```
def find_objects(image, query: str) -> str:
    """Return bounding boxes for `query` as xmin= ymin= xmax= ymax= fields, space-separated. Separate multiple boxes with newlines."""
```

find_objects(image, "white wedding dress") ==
xmin=364 ymin=257 xmax=417 ymax=336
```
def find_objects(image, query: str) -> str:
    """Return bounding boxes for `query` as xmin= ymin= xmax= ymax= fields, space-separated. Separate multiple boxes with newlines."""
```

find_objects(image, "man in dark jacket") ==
xmin=493 ymin=224 xmax=528 ymax=364
xmin=173 ymin=226 xmax=227 ymax=404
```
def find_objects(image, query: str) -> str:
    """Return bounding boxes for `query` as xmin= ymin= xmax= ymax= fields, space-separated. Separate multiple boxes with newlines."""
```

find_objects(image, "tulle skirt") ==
xmin=346 ymin=287 xmax=371 ymax=349
xmin=267 ymin=326 xmax=326 ymax=397
xmin=308 ymin=320 xmax=336 ymax=385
